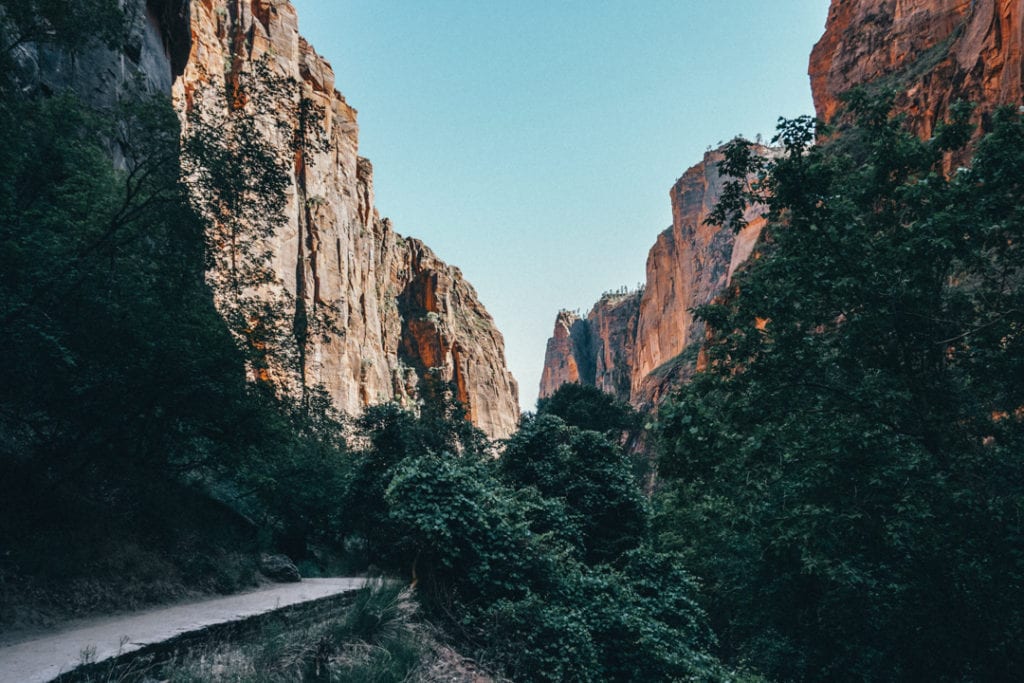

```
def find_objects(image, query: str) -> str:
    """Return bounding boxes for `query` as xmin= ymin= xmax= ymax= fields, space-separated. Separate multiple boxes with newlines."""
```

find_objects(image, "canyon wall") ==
xmin=539 ymin=293 xmax=641 ymax=404
xmin=18 ymin=0 xmax=519 ymax=438
xmin=539 ymin=310 xmax=589 ymax=399
xmin=10 ymin=0 xmax=190 ymax=108
xmin=175 ymin=0 xmax=518 ymax=438
xmin=542 ymin=0 xmax=1024 ymax=412
xmin=810 ymin=0 xmax=1024 ymax=138
xmin=539 ymin=147 xmax=772 ymax=410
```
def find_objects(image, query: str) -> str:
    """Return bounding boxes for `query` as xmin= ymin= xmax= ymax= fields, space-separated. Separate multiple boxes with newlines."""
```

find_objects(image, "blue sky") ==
xmin=291 ymin=1 xmax=831 ymax=410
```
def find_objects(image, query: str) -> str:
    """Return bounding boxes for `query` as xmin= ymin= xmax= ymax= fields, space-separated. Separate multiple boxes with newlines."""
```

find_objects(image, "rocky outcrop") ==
xmin=259 ymin=553 xmax=301 ymax=582
xmin=172 ymin=0 xmax=518 ymax=438
xmin=10 ymin=0 xmax=190 ymax=107
xmin=539 ymin=311 xmax=588 ymax=399
xmin=810 ymin=0 xmax=1024 ymax=140
xmin=395 ymin=239 xmax=520 ymax=436
xmin=631 ymin=147 xmax=770 ymax=406
xmin=543 ymin=0 xmax=1024 ymax=413
xmin=589 ymin=292 xmax=642 ymax=401
xmin=539 ymin=293 xmax=641 ymax=404
xmin=539 ymin=147 xmax=772 ymax=409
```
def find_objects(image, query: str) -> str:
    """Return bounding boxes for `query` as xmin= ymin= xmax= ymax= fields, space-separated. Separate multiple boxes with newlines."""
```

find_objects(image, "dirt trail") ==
xmin=0 ymin=577 xmax=366 ymax=683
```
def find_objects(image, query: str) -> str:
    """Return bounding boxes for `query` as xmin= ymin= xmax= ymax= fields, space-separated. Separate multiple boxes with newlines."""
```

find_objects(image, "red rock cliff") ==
xmin=539 ymin=147 xmax=772 ymax=409
xmin=174 ymin=0 xmax=519 ymax=437
xmin=542 ymin=0 xmax=1023 ymax=413
xmin=539 ymin=310 xmax=587 ymax=399
xmin=810 ymin=0 xmax=1024 ymax=138
xmin=539 ymin=293 xmax=641 ymax=404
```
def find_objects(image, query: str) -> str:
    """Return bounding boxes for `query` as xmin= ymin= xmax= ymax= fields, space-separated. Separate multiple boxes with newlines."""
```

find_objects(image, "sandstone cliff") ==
xmin=539 ymin=310 xmax=588 ymax=399
xmin=810 ymin=0 xmax=1024 ymax=139
xmin=173 ymin=0 xmax=518 ymax=438
xmin=539 ymin=147 xmax=771 ymax=409
xmin=18 ymin=0 xmax=519 ymax=438
xmin=542 ymin=0 xmax=1024 ymax=412
xmin=539 ymin=293 xmax=641 ymax=404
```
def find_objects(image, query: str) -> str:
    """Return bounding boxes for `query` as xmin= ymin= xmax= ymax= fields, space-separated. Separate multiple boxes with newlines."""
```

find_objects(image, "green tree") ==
xmin=657 ymin=96 xmax=1024 ymax=680
xmin=0 ymin=13 xmax=357 ymax=595
xmin=341 ymin=383 xmax=490 ymax=566
xmin=501 ymin=414 xmax=648 ymax=565
xmin=537 ymin=382 xmax=639 ymax=435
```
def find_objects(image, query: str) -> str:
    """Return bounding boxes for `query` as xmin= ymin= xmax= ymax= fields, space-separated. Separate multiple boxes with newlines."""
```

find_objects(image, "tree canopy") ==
xmin=656 ymin=96 xmax=1024 ymax=681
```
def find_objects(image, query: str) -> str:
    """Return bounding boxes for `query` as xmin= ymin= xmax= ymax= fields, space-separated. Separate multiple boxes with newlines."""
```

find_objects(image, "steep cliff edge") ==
xmin=173 ymin=0 xmax=518 ymax=437
xmin=631 ymin=147 xmax=771 ymax=407
xmin=539 ymin=310 xmax=589 ymax=399
xmin=539 ymin=293 xmax=641 ymax=404
xmin=810 ymin=0 xmax=1024 ymax=139
xmin=539 ymin=147 xmax=771 ymax=409
xmin=11 ymin=0 xmax=518 ymax=438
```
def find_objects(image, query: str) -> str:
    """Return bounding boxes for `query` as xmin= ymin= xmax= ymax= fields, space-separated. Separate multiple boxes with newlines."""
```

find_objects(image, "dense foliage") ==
xmin=344 ymin=386 xmax=726 ymax=681
xmin=12 ymin=4 xmax=1023 ymax=681
xmin=0 ymin=5 xmax=351 ymax=615
xmin=536 ymin=381 xmax=640 ymax=435
xmin=656 ymin=96 xmax=1024 ymax=681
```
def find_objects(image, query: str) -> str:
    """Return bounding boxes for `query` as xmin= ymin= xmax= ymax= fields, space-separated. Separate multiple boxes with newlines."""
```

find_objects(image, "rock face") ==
xmin=539 ymin=293 xmax=641 ymax=404
xmin=11 ymin=0 xmax=190 ymax=109
xmin=17 ymin=0 xmax=519 ymax=438
xmin=810 ymin=0 xmax=1024 ymax=139
xmin=539 ymin=147 xmax=771 ymax=409
xmin=539 ymin=311 xmax=588 ymax=399
xmin=172 ymin=0 xmax=518 ymax=438
xmin=631 ymin=147 xmax=771 ymax=406
xmin=589 ymin=293 xmax=642 ymax=401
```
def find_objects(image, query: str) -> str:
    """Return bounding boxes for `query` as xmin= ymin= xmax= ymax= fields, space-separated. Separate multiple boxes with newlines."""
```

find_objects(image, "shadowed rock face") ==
xmin=539 ymin=147 xmax=772 ymax=410
xmin=11 ymin=0 xmax=190 ymax=106
xmin=173 ymin=0 xmax=518 ymax=438
xmin=810 ymin=0 xmax=1024 ymax=140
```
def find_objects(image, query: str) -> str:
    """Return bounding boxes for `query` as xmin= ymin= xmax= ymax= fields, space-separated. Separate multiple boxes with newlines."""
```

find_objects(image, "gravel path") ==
xmin=0 ymin=578 xmax=367 ymax=683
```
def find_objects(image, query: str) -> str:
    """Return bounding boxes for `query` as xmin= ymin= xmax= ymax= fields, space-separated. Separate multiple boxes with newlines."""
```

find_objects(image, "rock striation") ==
xmin=539 ymin=146 xmax=773 ymax=409
xmin=810 ymin=0 xmax=1024 ymax=140
xmin=173 ymin=0 xmax=518 ymax=438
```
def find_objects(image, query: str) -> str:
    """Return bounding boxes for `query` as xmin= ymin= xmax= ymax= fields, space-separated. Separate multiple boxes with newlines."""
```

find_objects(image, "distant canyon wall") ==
xmin=539 ymin=146 xmax=773 ymax=410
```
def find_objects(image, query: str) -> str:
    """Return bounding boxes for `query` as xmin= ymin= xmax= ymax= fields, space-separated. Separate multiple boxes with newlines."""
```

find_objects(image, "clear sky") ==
xmin=290 ymin=0 xmax=831 ymax=411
